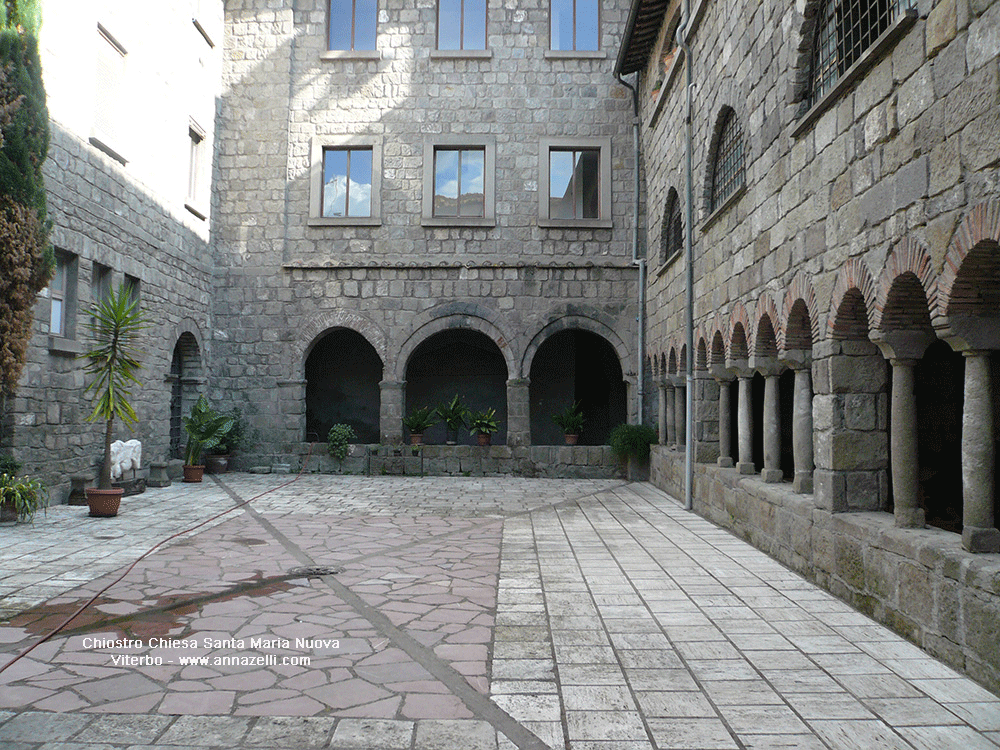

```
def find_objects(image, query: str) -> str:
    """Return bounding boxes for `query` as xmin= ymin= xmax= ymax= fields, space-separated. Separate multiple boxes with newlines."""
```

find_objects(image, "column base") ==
xmin=894 ymin=507 xmax=925 ymax=529
xmin=737 ymin=462 xmax=755 ymax=475
xmin=793 ymin=471 xmax=813 ymax=494
xmin=717 ymin=456 xmax=734 ymax=468
xmin=963 ymin=525 xmax=1000 ymax=553
xmin=761 ymin=468 xmax=783 ymax=483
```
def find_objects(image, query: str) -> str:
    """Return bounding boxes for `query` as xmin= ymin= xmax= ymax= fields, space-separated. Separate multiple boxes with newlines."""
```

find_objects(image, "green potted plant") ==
xmin=205 ymin=407 xmax=248 ymax=474
xmin=468 ymin=408 xmax=500 ymax=447
xmin=435 ymin=394 xmax=469 ymax=445
xmin=403 ymin=406 xmax=437 ymax=445
xmin=0 ymin=472 xmax=47 ymax=523
xmin=552 ymin=402 xmax=585 ymax=445
xmin=608 ymin=423 xmax=658 ymax=482
xmin=80 ymin=282 xmax=148 ymax=517
xmin=182 ymin=396 xmax=234 ymax=483
xmin=327 ymin=423 xmax=356 ymax=471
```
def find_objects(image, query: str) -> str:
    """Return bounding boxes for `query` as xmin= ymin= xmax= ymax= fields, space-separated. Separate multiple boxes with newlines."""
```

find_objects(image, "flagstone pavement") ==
xmin=0 ymin=474 xmax=998 ymax=749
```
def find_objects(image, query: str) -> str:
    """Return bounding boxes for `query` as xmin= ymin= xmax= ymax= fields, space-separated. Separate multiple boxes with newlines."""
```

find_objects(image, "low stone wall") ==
xmin=651 ymin=446 xmax=1000 ymax=695
xmin=266 ymin=443 xmax=626 ymax=479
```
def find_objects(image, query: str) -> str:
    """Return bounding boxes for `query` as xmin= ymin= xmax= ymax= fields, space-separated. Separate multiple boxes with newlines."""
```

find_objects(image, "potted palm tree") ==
xmin=468 ymin=408 xmax=499 ymax=446
xmin=182 ymin=396 xmax=234 ymax=482
xmin=552 ymin=402 xmax=585 ymax=444
xmin=403 ymin=406 xmax=437 ymax=445
xmin=81 ymin=283 xmax=148 ymax=517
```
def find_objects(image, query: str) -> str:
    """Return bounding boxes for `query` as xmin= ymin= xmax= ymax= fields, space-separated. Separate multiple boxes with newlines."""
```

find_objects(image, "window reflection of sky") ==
xmin=551 ymin=0 xmax=598 ymax=51
xmin=434 ymin=149 xmax=484 ymax=217
xmin=329 ymin=0 xmax=377 ymax=50
xmin=323 ymin=149 xmax=373 ymax=217
xmin=438 ymin=0 xmax=486 ymax=50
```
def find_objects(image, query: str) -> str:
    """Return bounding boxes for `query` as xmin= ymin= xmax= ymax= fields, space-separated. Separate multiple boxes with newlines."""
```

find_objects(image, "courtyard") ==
xmin=0 ymin=475 xmax=997 ymax=749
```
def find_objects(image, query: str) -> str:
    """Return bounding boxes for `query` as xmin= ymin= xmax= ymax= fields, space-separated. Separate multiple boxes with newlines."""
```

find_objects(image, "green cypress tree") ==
xmin=0 ymin=0 xmax=51 ymax=401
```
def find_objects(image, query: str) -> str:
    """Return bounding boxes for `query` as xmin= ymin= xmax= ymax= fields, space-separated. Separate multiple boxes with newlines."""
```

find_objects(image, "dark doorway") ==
xmin=404 ymin=329 xmax=508 ymax=445
xmin=780 ymin=369 xmax=795 ymax=480
xmin=729 ymin=379 xmax=740 ymax=464
xmin=752 ymin=372 xmax=765 ymax=473
xmin=305 ymin=329 xmax=383 ymax=444
xmin=168 ymin=333 xmax=201 ymax=460
xmin=529 ymin=329 xmax=627 ymax=445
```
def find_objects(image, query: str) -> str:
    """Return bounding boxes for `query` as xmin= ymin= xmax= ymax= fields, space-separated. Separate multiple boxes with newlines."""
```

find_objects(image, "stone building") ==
xmin=618 ymin=0 xmax=1000 ymax=690
xmin=4 ymin=1 xmax=223 ymax=491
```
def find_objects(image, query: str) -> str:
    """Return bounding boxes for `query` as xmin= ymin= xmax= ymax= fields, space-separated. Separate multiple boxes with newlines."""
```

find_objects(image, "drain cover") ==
xmin=288 ymin=565 xmax=343 ymax=578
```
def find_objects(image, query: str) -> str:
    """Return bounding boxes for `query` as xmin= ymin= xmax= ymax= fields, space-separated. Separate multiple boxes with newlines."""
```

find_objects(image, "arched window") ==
xmin=810 ymin=0 xmax=912 ymax=104
xmin=660 ymin=188 xmax=682 ymax=263
xmin=709 ymin=109 xmax=745 ymax=212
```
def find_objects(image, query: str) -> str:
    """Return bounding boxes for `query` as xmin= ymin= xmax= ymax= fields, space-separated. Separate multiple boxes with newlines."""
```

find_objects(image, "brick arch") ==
xmin=659 ymin=352 xmax=667 ymax=380
xmin=521 ymin=314 xmax=630 ymax=382
xmin=728 ymin=302 xmax=751 ymax=360
xmin=752 ymin=294 xmax=781 ymax=358
xmin=668 ymin=346 xmax=678 ymax=375
xmin=397 ymin=305 xmax=516 ymax=382
xmin=828 ymin=257 xmax=878 ymax=339
xmin=696 ymin=335 xmax=709 ymax=372
xmin=874 ymin=238 xmax=938 ymax=333
xmin=679 ymin=344 xmax=688 ymax=372
xmin=710 ymin=329 xmax=726 ymax=369
xmin=296 ymin=310 xmax=389 ymax=372
xmin=781 ymin=272 xmax=821 ymax=350
xmin=938 ymin=200 xmax=1000 ymax=319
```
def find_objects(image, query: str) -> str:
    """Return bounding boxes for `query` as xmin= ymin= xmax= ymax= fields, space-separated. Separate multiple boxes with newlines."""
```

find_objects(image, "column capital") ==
xmin=888 ymin=358 xmax=918 ymax=368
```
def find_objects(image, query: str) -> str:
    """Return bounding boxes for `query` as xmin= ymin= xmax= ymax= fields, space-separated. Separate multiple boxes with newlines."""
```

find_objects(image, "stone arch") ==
xmin=521 ymin=311 xmax=630 ymax=382
xmin=874 ymin=238 xmax=938 ymax=334
xmin=781 ymin=272 xmax=821 ymax=350
xmin=829 ymin=258 xmax=878 ymax=339
xmin=168 ymin=323 xmax=205 ymax=460
xmin=399 ymin=304 xmax=517 ymax=382
xmin=167 ymin=318 xmax=205 ymax=376
xmin=305 ymin=329 xmax=384 ymax=443
xmin=296 ymin=310 xmax=389 ymax=372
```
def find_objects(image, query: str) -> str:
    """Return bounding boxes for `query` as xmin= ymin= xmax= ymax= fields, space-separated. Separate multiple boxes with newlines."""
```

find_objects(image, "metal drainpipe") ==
xmin=677 ymin=0 xmax=695 ymax=511
xmin=616 ymin=72 xmax=645 ymax=426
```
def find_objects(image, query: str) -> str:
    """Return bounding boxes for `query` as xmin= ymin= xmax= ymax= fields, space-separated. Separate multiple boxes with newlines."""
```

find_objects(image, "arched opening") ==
xmin=751 ymin=372 xmax=765 ymax=473
xmin=915 ymin=341 xmax=965 ymax=534
xmin=305 ymin=328 xmax=383 ymax=444
xmin=405 ymin=329 xmax=508 ymax=446
xmin=168 ymin=333 xmax=201 ymax=460
xmin=779 ymin=369 xmax=795 ymax=480
xmin=530 ymin=329 xmax=626 ymax=445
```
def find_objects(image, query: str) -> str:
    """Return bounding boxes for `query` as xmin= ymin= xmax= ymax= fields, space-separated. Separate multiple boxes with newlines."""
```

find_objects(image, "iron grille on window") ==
xmin=710 ymin=111 xmax=744 ymax=212
xmin=810 ymin=0 xmax=913 ymax=103
xmin=661 ymin=191 xmax=683 ymax=263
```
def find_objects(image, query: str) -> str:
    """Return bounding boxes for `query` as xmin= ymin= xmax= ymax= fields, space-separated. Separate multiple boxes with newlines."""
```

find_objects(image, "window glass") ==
xmin=438 ymin=0 xmax=462 ymax=49
xmin=551 ymin=0 xmax=574 ymax=51
xmin=50 ymin=259 xmax=65 ymax=336
xmin=463 ymin=0 xmax=486 ymax=50
xmin=323 ymin=148 xmax=373 ymax=218
xmin=459 ymin=149 xmax=484 ymax=216
xmin=434 ymin=149 xmax=459 ymax=217
xmin=329 ymin=0 xmax=377 ymax=50
xmin=550 ymin=0 xmax=597 ymax=51
xmin=438 ymin=0 xmax=486 ymax=50
xmin=575 ymin=0 xmax=598 ymax=51
xmin=711 ymin=111 xmax=745 ymax=211
xmin=354 ymin=0 xmax=377 ymax=50
xmin=549 ymin=149 xmax=599 ymax=219
xmin=434 ymin=148 xmax=484 ymax=218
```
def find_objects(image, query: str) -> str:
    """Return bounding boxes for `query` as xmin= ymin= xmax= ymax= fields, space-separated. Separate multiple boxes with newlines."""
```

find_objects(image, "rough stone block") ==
xmin=927 ymin=0 xmax=958 ymax=57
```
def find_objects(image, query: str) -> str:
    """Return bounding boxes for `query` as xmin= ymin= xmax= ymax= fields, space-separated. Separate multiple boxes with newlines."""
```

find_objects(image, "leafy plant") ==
xmin=552 ymin=402 xmax=585 ymax=435
xmin=327 ymin=423 xmax=356 ymax=462
xmin=435 ymin=394 xmax=469 ymax=432
xmin=0 ymin=472 xmax=47 ymax=523
xmin=213 ymin=407 xmax=248 ymax=454
xmin=182 ymin=396 xmax=234 ymax=467
xmin=81 ymin=283 xmax=148 ymax=489
xmin=0 ymin=452 xmax=20 ymax=476
xmin=403 ymin=406 xmax=437 ymax=434
xmin=608 ymin=423 xmax=658 ymax=460
xmin=468 ymin=408 xmax=499 ymax=435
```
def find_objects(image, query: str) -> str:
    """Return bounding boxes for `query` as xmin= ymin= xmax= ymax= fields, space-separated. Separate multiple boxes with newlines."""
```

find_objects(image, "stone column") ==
xmin=717 ymin=378 xmax=733 ymax=468
xmin=664 ymin=382 xmax=675 ymax=448
xmin=657 ymin=381 xmax=668 ymax=446
xmin=379 ymin=380 xmax=405 ymax=444
xmin=673 ymin=377 xmax=686 ymax=449
xmin=890 ymin=360 xmax=924 ymax=528
xmin=792 ymin=366 xmax=814 ymax=493
xmin=962 ymin=352 xmax=1000 ymax=552
xmin=761 ymin=373 xmax=782 ymax=482
xmin=506 ymin=378 xmax=531 ymax=448
xmin=737 ymin=375 xmax=754 ymax=474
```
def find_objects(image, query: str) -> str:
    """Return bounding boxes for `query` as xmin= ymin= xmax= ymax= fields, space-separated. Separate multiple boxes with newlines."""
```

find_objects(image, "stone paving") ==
xmin=0 ymin=475 xmax=998 ymax=749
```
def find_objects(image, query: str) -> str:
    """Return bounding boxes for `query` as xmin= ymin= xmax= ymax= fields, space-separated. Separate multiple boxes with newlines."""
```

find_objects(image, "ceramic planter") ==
xmin=183 ymin=464 xmax=205 ymax=483
xmin=85 ymin=487 xmax=123 ymax=518
xmin=564 ymin=434 xmax=579 ymax=445
xmin=205 ymin=454 xmax=230 ymax=474
xmin=476 ymin=433 xmax=492 ymax=447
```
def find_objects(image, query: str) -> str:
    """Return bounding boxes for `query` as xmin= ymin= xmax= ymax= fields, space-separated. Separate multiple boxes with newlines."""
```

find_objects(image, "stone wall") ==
xmin=214 ymin=0 xmax=643 ymax=463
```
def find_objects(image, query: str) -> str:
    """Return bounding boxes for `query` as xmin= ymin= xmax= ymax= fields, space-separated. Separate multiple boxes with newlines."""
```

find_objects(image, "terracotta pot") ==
xmin=183 ymin=464 xmax=205 ymax=483
xmin=205 ymin=454 xmax=230 ymax=474
xmin=410 ymin=433 xmax=423 ymax=446
xmin=476 ymin=432 xmax=492 ymax=447
xmin=85 ymin=487 xmax=123 ymax=518
xmin=564 ymin=434 xmax=579 ymax=445
xmin=0 ymin=501 xmax=16 ymax=523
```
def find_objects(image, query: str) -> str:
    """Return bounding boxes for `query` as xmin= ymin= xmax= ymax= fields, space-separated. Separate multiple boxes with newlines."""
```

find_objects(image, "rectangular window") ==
xmin=322 ymin=147 xmax=373 ymax=218
xmin=550 ymin=0 xmax=598 ymax=51
xmin=49 ymin=257 xmax=67 ymax=337
xmin=438 ymin=0 xmax=487 ymax=50
xmin=124 ymin=274 xmax=140 ymax=305
xmin=92 ymin=24 xmax=128 ymax=164
xmin=186 ymin=120 xmax=207 ymax=219
xmin=433 ymin=148 xmax=485 ymax=218
xmin=329 ymin=0 xmax=377 ymax=51
xmin=91 ymin=262 xmax=111 ymax=306
xmin=539 ymin=137 xmax=611 ymax=228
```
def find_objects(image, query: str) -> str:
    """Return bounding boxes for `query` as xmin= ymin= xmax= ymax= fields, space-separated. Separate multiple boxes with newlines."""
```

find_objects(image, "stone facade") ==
xmin=213 ymin=0 xmax=642 ymax=464
xmin=621 ymin=0 xmax=1000 ymax=689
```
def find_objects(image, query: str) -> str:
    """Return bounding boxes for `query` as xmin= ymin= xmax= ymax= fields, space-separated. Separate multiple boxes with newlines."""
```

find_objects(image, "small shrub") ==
xmin=403 ymin=406 xmax=437 ymax=434
xmin=0 ymin=472 xmax=47 ymax=523
xmin=327 ymin=424 xmax=356 ymax=462
xmin=552 ymin=402 xmax=585 ymax=435
xmin=468 ymin=408 xmax=499 ymax=435
xmin=0 ymin=453 xmax=21 ymax=476
xmin=608 ymin=423 xmax=658 ymax=461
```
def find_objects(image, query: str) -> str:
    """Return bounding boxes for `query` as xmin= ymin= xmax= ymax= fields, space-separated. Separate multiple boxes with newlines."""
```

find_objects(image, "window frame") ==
xmin=660 ymin=188 xmax=683 ymax=266
xmin=322 ymin=0 xmax=380 ymax=60
xmin=436 ymin=0 xmax=488 ymax=52
xmin=707 ymin=109 xmax=745 ymax=215
xmin=90 ymin=24 xmax=128 ymax=165
xmin=538 ymin=136 xmax=612 ymax=229
xmin=185 ymin=119 xmax=208 ymax=220
xmin=309 ymin=136 xmax=382 ymax=227
xmin=46 ymin=251 xmax=78 ymax=353
xmin=548 ymin=0 xmax=600 ymax=53
xmin=421 ymin=136 xmax=496 ymax=228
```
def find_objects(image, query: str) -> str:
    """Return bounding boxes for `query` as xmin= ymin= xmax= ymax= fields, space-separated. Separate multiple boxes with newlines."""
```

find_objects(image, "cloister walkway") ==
xmin=0 ymin=475 xmax=997 ymax=749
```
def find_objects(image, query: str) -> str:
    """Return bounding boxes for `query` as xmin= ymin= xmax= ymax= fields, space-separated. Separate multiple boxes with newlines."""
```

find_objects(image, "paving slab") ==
xmin=0 ymin=475 xmax=994 ymax=749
